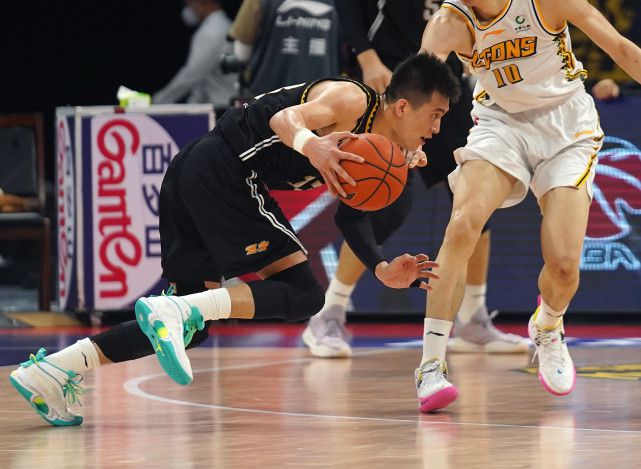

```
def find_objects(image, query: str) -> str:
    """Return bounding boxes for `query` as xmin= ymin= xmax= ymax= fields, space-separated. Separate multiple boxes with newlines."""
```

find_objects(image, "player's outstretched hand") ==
xmin=405 ymin=146 xmax=428 ymax=168
xmin=304 ymin=131 xmax=363 ymax=197
xmin=374 ymin=254 xmax=439 ymax=290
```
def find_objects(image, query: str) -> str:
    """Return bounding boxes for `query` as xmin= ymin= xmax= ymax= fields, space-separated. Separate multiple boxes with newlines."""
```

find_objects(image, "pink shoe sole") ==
xmin=419 ymin=386 xmax=460 ymax=413
xmin=537 ymin=370 xmax=576 ymax=396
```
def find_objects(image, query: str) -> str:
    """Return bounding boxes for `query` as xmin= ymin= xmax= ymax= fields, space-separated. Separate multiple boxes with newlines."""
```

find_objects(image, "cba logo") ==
xmin=582 ymin=136 xmax=641 ymax=271
xmin=515 ymin=15 xmax=525 ymax=24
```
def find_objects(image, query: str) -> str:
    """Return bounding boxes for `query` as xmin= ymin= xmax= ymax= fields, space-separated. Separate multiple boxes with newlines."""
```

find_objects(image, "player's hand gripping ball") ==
xmin=338 ymin=133 xmax=408 ymax=211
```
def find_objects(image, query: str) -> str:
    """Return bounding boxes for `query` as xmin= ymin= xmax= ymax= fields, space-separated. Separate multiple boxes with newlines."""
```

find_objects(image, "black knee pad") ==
xmin=248 ymin=261 xmax=324 ymax=322
xmin=91 ymin=320 xmax=155 ymax=363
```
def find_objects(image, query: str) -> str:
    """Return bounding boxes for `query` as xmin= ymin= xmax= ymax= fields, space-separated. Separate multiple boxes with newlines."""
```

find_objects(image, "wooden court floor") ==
xmin=1 ymin=340 xmax=641 ymax=468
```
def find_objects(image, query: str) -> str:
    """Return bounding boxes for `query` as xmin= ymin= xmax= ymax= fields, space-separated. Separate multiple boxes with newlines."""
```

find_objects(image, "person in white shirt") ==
xmin=153 ymin=0 xmax=236 ymax=109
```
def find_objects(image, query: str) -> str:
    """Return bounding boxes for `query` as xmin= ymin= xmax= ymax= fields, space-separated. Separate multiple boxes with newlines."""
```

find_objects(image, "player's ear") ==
xmin=395 ymin=98 xmax=409 ymax=117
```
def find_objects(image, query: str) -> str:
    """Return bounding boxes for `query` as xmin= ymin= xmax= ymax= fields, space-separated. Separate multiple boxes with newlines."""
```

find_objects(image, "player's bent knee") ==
xmin=285 ymin=283 xmax=324 ymax=322
xmin=249 ymin=261 xmax=324 ymax=322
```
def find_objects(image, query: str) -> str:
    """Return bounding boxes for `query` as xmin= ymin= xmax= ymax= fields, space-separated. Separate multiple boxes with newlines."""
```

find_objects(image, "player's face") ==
xmin=398 ymin=92 xmax=449 ymax=149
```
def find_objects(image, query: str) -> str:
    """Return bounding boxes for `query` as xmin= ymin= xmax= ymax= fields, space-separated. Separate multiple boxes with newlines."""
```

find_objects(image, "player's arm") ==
xmin=419 ymin=7 xmax=474 ymax=60
xmin=546 ymin=0 xmax=641 ymax=84
xmin=335 ymin=0 xmax=392 ymax=93
xmin=269 ymin=83 xmax=365 ymax=197
xmin=334 ymin=203 xmax=438 ymax=290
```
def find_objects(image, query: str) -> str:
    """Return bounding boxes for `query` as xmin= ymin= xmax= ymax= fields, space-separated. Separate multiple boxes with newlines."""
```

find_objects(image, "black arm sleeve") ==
xmin=334 ymin=202 xmax=386 ymax=272
xmin=335 ymin=0 xmax=372 ymax=56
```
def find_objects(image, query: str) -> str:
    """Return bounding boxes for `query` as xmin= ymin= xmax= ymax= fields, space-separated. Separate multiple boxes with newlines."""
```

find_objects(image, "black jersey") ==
xmin=216 ymin=78 xmax=380 ymax=191
xmin=337 ymin=0 xmax=439 ymax=70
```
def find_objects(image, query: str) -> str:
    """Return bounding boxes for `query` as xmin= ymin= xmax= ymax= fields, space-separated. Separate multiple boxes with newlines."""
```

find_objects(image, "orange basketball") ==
xmin=338 ymin=133 xmax=408 ymax=211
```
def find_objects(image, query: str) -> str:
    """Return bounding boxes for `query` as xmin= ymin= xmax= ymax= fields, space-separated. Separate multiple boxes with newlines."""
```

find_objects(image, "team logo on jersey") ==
xmin=276 ymin=0 xmax=333 ymax=16
xmin=471 ymin=36 xmax=537 ymax=69
xmin=245 ymin=241 xmax=270 ymax=255
xmin=514 ymin=15 xmax=531 ymax=33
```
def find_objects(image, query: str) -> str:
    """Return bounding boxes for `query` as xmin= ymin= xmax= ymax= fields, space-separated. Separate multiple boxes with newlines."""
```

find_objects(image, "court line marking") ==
xmin=123 ymin=349 xmax=641 ymax=435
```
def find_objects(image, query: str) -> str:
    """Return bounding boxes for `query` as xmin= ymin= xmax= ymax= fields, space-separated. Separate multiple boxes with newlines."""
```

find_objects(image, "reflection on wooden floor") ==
xmin=2 ymin=346 xmax=641 ymax=468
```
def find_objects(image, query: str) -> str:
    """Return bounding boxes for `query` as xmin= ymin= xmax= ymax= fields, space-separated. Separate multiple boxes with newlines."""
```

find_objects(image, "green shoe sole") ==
xmin=9 ymin=373 xmax=83 ymax=426
xmin=135 ymin=298 xmax=192 ymax=385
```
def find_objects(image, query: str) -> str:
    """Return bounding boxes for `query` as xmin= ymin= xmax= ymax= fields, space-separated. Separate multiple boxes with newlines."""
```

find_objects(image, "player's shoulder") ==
xmin=433 ymin=3 xmax=473 ymax=29
xmin=315 ymin=80 xmax=370 ymax=112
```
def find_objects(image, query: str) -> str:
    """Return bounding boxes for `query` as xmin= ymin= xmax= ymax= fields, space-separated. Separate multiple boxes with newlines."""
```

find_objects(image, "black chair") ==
xmin=0 ymin=113 xmax=52 ymax=310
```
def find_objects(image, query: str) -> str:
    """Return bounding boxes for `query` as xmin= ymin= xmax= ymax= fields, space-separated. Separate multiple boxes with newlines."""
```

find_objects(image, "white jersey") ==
xmin=443 ymin=0 xmax=587 ymax=113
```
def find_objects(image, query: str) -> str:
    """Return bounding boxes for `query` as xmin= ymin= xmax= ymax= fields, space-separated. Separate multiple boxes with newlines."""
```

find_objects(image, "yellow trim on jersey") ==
xmin=574 ymin=129 xmax=594 ymax=139
xmin=364 ymin=97 xmax=380 ymax=133
xmin=574 ymin=134 xmax=604 ymax=187
xmin=474 ymin=90 xmax=488 ymax=102
xmin=532 ymin=0 xmax=567 ymax=35
xmin=575 ymin=152 xmax=598 ymax=188
xmin=469 ymin=0 xmax=513 ymax=31
xmin=300 ymin=78 xmax=377 ymax=134
xmin=456 ymin=51 xmax=473 ymax=62
xmin=441 ymin=4 xmax=475 ymax=40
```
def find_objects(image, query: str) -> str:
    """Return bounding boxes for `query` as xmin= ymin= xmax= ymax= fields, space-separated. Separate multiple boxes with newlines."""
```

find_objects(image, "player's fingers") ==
xmin=418 ymin=260 xmax=438 ymax=270
xmin=419 ymin=270 xmax=440 ymax=280
xmin=333 ymin=164 xmax=357 ymax=187
xmin=414 ymin=254 xmax=430 ymax=263
xmin=419 ymin=281 xmax=431 ymax=291
xmin=339 ymin=150 xmax=365 ymax=163
xmin=324 ymin=170 xmax=347 ymax=197
xmin=334 ymin=131 xmax=359 ymax=141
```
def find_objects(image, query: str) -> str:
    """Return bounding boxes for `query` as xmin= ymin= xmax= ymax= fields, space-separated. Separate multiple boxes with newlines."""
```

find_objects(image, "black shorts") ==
xmin=159 ymin=130 xmax=305 ymax=282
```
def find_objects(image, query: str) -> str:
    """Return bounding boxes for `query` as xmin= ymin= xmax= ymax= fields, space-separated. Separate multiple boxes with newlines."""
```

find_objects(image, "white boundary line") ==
xmin=122 ymin=350 xmax=641 ymax=435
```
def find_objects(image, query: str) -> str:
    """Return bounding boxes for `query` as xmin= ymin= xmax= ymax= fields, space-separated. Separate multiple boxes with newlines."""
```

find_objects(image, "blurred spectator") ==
xmin=153 ymin=0 xmax=236 ymax=108
xmin=228 ymin=0 xmax=340 ymax=96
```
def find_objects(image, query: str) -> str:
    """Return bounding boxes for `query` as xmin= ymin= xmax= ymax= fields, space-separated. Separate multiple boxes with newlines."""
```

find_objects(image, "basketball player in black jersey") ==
xmin=9 ymin=53 xmax=460 ymax=426
xmin=302 ymin=0 xmax=529 ymax=359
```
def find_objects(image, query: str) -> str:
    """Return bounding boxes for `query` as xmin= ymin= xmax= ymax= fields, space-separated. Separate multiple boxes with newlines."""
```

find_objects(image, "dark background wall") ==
xmin=0 ymin=0 xmax=193 ymax=181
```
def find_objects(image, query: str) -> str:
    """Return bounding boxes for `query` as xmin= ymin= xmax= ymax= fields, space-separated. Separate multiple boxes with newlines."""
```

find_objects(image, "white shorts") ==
xmin=448 ymin=90 xmax=603 ymax=208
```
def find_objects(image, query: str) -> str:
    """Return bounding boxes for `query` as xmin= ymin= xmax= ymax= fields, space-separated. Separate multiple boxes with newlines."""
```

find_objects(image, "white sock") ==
xmin=46 ymin=338 xmax=100 ymax=373
xmin=182 ymin=289 xmax=232 ymax=321
xmin=535 ymin=298 xmax=567 ymax=330
xmin=324 ymin=277 xmax=355 ymax=308
xmin=457 ymin=283 xmax=486 ymax=324
xmin=421 ymin=318 xmax=453 ymax=365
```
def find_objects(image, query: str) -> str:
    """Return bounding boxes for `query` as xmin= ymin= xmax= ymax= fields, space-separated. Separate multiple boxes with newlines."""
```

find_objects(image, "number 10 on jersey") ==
xmin=492 ymin=64 xmax=524 ymax=88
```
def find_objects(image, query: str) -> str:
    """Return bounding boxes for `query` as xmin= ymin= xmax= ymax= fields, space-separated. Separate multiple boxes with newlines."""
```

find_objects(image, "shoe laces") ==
xmin=23 ymin=348 xmax=89 ymax=407
xmin=417 ymin=359 xmax=447 ymax=387
xmin=531 ymin=328 xmax=566 ymax=369
xmin=161 ymin=286 xmax=204 ymax=346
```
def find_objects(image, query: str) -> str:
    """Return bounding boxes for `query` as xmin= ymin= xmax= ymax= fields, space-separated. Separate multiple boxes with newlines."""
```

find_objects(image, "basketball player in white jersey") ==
xmin=414 ymin=0 xmax=641 ymax=413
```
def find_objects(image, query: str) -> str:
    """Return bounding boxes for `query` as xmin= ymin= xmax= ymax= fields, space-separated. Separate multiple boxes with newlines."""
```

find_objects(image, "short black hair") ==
xmin=385 ymin=53 xmax=461 ymax=107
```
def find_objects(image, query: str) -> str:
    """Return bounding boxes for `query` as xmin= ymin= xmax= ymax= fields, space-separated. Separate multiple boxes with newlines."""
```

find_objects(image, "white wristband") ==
xmin=292 ymin=128 xmax=315 ymax=155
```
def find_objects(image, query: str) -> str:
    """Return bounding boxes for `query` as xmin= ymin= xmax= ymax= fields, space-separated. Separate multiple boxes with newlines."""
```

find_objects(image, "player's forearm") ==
xmin=334 ymin=203 xmax=386 ymax=272
xmin=269 ymin=108 xmax=314 ymax=153
xmin=611 ymin=36 xmax=641 ymax=84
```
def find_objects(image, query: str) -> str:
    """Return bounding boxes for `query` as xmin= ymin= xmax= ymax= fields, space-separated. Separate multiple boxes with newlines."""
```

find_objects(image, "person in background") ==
xmin=227 ymin=0 xmax=340 ymax=96
xmin=153 ymin=0 xmax=236 ymax=110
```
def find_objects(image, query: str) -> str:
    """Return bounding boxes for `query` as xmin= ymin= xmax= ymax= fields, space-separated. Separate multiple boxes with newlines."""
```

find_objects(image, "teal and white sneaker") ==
xmin=9 ymin=348 xmax=86 ymax=426
xmin=135 ymin=293 xmax=204 ymax=385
